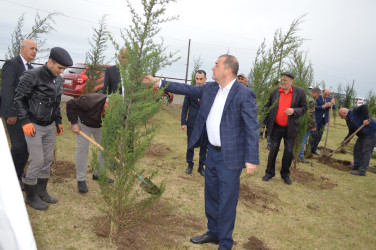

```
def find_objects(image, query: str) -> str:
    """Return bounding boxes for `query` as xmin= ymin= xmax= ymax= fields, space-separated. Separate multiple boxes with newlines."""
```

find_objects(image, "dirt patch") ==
xmin=318 ymin=157 xmax=351 ymax=172
xmin=144 ymin=143 xmax=171 ymax=158
xmin=50 ymin=160 xmax=76 ymax=183
xmin=318 ymin=146 xmax=346 ymax=154
xmin=239 ymin=184 xmax=279 ymax=212
xmin=243 ymin=236 xmax=270 ymax=250
xmin=93 ymin=201 xmax=205 ymax=249
xmin=291 ymin=167 xmax=337 ymax=189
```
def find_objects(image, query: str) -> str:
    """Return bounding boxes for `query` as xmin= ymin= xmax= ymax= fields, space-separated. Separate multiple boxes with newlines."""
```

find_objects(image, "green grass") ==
xmin=18 ymin=102 xmax=376 ymax=249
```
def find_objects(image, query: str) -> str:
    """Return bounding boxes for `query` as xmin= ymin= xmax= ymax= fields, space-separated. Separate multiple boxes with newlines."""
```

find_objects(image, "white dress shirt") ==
xmin=19 ymin=54 xmax=29 ymax=71
xmin=206 ymin=78 xmax=236 ymax=146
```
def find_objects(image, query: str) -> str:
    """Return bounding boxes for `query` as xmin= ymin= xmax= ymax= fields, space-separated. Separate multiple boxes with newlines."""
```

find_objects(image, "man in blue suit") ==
xmin=144 ymin=54 xmax=259 ymax=249
xmin=311 ymin=88 xmax=336 ymax=155
xmin=181 ymin=69 xmax=207 ymax=176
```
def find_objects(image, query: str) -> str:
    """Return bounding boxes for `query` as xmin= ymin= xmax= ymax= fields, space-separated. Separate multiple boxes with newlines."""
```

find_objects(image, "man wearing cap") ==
xmin=298 ymin=87 xmax=321 ymax=163
xmin=237 ymin=73 xmax=248 ymax=87
xmin=0 ymin=39 xmax=37 ymax=190
xmin=14 ymin=47 xmax=73 ymax=210
xmin=181 ymin=69 xmax=207 ymax=176
xmin=262 ymin=71 xmax=307 ymax=185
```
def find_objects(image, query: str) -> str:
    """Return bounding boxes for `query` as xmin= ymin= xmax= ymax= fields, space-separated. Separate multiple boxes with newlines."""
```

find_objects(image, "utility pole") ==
xmin=185 ymin=39 xmax=191 ymax=84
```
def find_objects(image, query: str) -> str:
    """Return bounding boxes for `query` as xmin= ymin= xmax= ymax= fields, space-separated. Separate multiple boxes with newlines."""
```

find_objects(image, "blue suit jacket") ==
xmin=315 ymin=95 xmax=336 ymax=124
xmin=181 ymin=96 xmax=200 ymax=127
xmin=162 ymin=79 xmax=260 ymax=170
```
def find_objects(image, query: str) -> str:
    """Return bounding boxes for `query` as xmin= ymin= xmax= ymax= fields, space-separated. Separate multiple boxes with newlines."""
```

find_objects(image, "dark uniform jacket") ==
xmin=181 ymin=96 xmax=200 ymax=128
xmin=102 ymin=65 xmax=122 ymax=95
xmin=265 ymin=86 xmax=308 ymax=138
xmin=0 ymin=55 xmax=29 ymax=118
xmin=66 ymin=93 xmax=107 ymax=128
xmin=14 ymin=64 xmax=63 ymax=126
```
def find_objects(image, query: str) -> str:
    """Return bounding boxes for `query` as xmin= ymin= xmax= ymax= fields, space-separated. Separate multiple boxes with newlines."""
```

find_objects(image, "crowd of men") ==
xmin=1 ymin=39 xmax=375 ymax=249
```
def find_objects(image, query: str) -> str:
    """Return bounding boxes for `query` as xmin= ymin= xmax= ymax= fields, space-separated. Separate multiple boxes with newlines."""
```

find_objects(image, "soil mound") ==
xmin=239 ymin=184 xmax=279 ymax=211
xmin=145 ymin=143 xmax=171 ymax=158
xmin=243 ymin=236 xmax=270 ymax=250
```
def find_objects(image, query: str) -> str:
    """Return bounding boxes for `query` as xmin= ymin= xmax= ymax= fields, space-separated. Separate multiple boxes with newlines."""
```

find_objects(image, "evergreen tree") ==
xmin=84 ymin=15 xmax=109 ymax=94
xmin=6 ymin=11 xmax=59 ymax=59
xmin=190 ymin=57 xmax=203 ymax=86
xmin=343 ymin=82 xmax=356 ymax=108
xmin=91 ymin=0 xmax=179 ymax=237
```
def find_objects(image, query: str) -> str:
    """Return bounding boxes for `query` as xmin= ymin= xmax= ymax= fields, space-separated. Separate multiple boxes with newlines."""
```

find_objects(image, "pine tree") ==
xmin=90 ymin=0 xmax=179 ymax=238
xmin=6 ymin=11 xmax=59 ymax=59
xmin=84 ymin=15 xmax=109 ymax=94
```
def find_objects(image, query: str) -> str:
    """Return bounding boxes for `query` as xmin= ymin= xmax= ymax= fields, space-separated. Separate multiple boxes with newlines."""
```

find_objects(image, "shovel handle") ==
xmin=79 ymin=131 xmax=104 ymax=151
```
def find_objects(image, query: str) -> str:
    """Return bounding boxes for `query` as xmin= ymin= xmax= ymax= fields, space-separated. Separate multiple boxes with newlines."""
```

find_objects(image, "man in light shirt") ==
xmin=143 ymin=54 xmax=259 ymax=249
xmin=0 ymin=39 xmax=37 ymax=190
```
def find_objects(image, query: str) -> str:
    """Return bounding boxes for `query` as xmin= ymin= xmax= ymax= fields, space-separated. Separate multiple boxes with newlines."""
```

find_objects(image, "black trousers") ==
xmin=265 ymin=123 xmax=296 ymax=178
xmin=186 ymin=126 xmax=207 ymax=167
xmin=5 ymin=118 xmax=29 ymax=179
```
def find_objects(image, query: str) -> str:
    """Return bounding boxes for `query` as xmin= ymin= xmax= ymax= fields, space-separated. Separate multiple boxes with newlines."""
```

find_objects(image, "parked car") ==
xmin=63 ymin=63 xmax=110 ymax=97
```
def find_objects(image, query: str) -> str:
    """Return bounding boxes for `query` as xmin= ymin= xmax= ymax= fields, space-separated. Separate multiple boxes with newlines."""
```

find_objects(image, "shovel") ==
xmin=79 ymin=130 xmax=161 ymax=195
xmin=319 ymin=123 xmax=367 ymax=163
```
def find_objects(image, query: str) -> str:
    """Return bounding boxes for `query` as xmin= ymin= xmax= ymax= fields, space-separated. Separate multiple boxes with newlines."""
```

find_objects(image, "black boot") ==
xmin=37 ymin=178 xmax=58 ymax=204
xmin=24 ymin=183 xmax=48 ymax=210
xmin=78 ymin=181 xmax=88 ymax=193
xmin=198 ymin=165 xmax=205 ymax=177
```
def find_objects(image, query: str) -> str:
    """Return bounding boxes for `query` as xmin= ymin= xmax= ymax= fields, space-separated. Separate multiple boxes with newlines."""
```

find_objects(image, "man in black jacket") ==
xmin=14 ymin=47 xmax=73 ymax=210
xmin=0 ymin=39 xmax=37 ymax=189
xmin=102 ymin=48 xmax=126 ymax=95
xmin=262 ymin=72 xmax=307 ymax=185
xmin=181 ymin=70 xmax=207 ymax=176
xmin=66 ymin=93 xmax=113 ymax=193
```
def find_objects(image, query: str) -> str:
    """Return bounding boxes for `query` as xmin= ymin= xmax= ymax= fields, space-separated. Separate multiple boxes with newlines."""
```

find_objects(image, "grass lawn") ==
xmin=20 ymin=102 xmax=376 ymax=249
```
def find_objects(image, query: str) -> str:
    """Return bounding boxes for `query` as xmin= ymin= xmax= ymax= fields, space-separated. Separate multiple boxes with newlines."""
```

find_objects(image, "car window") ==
xmin=64 ymin=64 xmax=86 ymax=74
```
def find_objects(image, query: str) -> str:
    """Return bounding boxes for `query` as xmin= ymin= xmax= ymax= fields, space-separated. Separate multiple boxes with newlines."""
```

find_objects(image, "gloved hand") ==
xmin=56 ymin=123 xmax=63 ymax=136
xmin=23 ymin=123 xmax=36 ymax=137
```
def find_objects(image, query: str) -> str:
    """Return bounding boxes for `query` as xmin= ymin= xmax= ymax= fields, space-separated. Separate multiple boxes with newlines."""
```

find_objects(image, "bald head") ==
xmin=339 ymin=108 xmax=349 ymax=119
xmin=323 ymin=88 xmax=331 ymax=99
xmin=20 ymin=39 xmax=37 ymax=62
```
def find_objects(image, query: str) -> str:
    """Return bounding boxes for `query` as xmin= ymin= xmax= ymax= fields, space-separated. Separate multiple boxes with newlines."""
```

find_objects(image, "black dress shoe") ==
xmin=262 ymin=174 xmax=273 ymax=181
xmin=350 ymin=169 xmax=366 ymax=176
xmin=78 ymin=181 xmax=88 ymax=193
xmin=185 ymin=165 xmax=193 ymax=174
xmin=190 ymin=233 xmax=219 ymax=244
xmin=92 ymin=174 xmax=114 ymax=183
xmin=282 ymin=176 xmax=292 ymax=185
xmin=311 ymin=151 xmax=320 ymax=156
xmin=198 ymin=166 xmax=205 ymax=177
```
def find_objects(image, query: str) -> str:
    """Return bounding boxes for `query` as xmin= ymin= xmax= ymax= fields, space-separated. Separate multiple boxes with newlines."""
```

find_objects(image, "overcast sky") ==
xmin=0 ymin=0 xmax=375 ymax=97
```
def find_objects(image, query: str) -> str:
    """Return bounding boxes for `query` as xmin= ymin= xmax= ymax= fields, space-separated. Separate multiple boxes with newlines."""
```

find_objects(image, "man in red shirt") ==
xmin=262 ymin=72 xmax=307 ymax=184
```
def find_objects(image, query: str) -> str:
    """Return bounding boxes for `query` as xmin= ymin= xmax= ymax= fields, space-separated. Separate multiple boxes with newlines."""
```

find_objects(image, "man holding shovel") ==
xmin=311 ymin=88 xmax=336 ymax=155
xmin=339 ymin=105 xmax=376 ymax=176
xmin=66 ymin=93 xmax=113 ymax=193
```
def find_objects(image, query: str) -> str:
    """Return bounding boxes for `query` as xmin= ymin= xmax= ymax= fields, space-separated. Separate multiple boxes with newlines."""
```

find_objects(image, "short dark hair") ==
xmin=196 ymin=69 xmax=206 ymax=76
xmin=219 ymin=54 xmax=239 ymax=76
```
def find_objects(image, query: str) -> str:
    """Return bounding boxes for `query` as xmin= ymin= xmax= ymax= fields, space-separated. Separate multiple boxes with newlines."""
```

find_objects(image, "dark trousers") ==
xmin=311 ymin=119 xmax=325 ymax=153
xmin=205 ymin=144 xmax=242 ymax=250
xmin=265 ymin=123 xmax=296 ymax=178
xmin=4 ymin=118 xmax=29 ymax=180
xmin=353 ymin=136 xmax=376 ymax=170
xmin=186 ymin=126 xmax=207 ymax=167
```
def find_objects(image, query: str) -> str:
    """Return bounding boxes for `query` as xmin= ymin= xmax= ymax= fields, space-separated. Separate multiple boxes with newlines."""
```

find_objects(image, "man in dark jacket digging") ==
xmin=339 ymin=105 xmax=376 ymax=176
xmin=66 ymin=93 xmax=113 ymax=193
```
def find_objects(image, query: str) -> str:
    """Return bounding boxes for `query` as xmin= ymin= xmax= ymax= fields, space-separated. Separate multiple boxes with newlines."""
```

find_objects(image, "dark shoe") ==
xmin=282 ymin=176 xmax=292 ymax=185
xmin=24 ymin=183 xmax=48 ymax=210
xmin=262 ymin=174 xmax=273 ymax=181
xmin=350 ymin=169 xmax=366 ymax=176
xmin=37 ymin=178 xmax=58 ymax=203
xmin=311 ymin=151 xmax=320 ymax=156
xmin=92 ymin=174 xmax=114 ymax=183
xmin=190 ymin=233 xmax=219 ymax=245
xmin=298 ymin=158 xmax=310 ymax=163
xmin=347 ymin=165 xmax=358 ymax=170
xmin=78 ymin=181 xmax=88 ymax=193
xmin=185 ymin=165 xmax=193 ymax=174
xmin=198 ymin=166 xmax=205 ymax=177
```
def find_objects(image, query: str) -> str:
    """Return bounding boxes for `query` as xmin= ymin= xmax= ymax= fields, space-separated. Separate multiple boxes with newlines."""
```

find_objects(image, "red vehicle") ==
xmin=63 ymin=63 xmax=110 ymax=97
